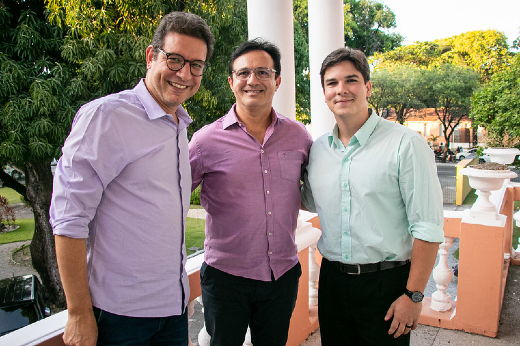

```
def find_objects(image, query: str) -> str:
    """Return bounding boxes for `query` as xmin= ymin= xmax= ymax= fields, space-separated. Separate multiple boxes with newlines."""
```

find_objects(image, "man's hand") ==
xmin=384 ymin=294 xmax=422 ymax=338
xmin=63 ymin=310 xmax=98 ymax=346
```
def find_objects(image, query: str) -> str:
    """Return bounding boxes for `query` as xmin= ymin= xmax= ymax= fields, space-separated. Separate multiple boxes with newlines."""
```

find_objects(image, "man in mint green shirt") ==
xmin=301 ymin=48 xmax=444 ymax=345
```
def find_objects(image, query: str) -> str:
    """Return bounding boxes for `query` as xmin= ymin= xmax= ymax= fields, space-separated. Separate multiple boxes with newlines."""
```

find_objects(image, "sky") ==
xmin=380 ymin=0 xmax=520 ymax=46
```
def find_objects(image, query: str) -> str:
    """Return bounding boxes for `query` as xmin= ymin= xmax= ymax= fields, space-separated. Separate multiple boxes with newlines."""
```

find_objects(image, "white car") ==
xmin=2 ymin=165 xmax=24 ymax=180
xmin=456 ymin=148 xmax=477 ymax=161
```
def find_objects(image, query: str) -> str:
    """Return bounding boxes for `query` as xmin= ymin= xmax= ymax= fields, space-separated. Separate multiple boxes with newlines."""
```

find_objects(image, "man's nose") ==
xmin=246 ymin=71 xmax=260 ymax=83
xmin=176 ymin=63 xmax=192 ymax=79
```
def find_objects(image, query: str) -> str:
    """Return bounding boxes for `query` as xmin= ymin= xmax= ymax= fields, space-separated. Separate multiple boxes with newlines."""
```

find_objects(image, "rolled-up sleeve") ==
xmin=50 ymin=105 xmax=127 ymax=239
xmin=398 ymin=135 xmax=445 ymax=243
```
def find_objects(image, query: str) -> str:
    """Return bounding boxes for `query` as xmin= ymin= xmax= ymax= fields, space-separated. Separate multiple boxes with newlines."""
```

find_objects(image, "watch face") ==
xmin=411 ymin=291 xmax=424 ymax=303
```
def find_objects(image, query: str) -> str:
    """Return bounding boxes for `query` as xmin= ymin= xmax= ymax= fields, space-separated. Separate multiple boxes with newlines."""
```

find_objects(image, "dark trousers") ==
xmin=318 ymin=258 xmax=411 ymax=346
xmin=93 ymin=307 xmax=188 ymax=346
xmin=200 ymin=262 xmax=301 ymax=346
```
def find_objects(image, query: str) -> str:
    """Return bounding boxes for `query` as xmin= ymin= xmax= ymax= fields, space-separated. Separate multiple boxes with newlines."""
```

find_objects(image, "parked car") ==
xmin=0 ymin=275 xmax=51 ymax=336
xmin=2 ymin=165 xmax=24 ymax=180
xmin=456 ymin=148 xmax=478 ymax=161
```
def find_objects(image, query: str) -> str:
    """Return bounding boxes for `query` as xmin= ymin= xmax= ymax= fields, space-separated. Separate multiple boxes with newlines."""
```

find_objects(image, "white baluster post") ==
xmin=430 ymin=237 xmax=455 ymax=312
xmin=309 ymin=242 xmax=319 ymax=306
xmin=188 ymin=300 xmax=196 ymax=346
xmin=197 ymin=296 xmax=211 ymax=346
xmin=243 ymin=327 xmax=252 ymax=346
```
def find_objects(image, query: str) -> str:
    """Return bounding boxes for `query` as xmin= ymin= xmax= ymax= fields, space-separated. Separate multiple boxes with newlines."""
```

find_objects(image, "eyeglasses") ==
xmin=157 ymin=48 xmax=210 ymax=76
xmin=231 ymin=67 xmax=277 ymax=81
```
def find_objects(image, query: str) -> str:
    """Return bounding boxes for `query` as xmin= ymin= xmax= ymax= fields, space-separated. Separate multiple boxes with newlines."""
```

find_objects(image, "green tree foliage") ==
xmin=471 ymin=54 xmax=520 ymax=147
xmin=0 ymin=0 xmax=72 ymax=307
xmin=371 ymin=30 xmax=513 ymax=82
xmin=369 ymin=66 xmax=423 ymax=124
xmin=344 ymin=0 xmax=403 ymax=56
xmin=293 ymin=0 xmax=310 ymax=123
xmin=420 ymin=64 xmax=480 ymax=159
xmin=45 ymin=0 xmax=247 ymax=137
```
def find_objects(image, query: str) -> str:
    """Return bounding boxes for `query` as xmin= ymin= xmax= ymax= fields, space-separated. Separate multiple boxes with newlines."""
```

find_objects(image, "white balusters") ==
xmin=243 ymin=327 xmax=252 ymax=346
xmin=430 ymin=237 xmax=455 ymax=312
xmin=308 ymin=242 xmax=319 ymax=306
xmin=197 ymin=296 xmax=211 ymax=346
xmin=188 ymin=300 xmax=196 ymax=346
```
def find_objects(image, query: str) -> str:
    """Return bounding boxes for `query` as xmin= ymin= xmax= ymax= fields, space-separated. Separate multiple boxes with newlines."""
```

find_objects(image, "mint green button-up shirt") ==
xmin=302 ymin=111 xmax=444 ymax=264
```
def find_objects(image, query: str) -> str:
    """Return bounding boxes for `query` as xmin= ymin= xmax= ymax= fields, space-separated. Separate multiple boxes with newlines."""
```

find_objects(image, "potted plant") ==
xmin=461 ymin=162 xmax=517 ymax=220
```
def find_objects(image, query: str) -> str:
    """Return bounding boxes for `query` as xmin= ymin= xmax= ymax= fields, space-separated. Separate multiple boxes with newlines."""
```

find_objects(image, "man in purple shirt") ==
xmin=50 ymin=12 xmax=214 ymax=346
xmin=189 ymin=39 xmax=313 ymax=346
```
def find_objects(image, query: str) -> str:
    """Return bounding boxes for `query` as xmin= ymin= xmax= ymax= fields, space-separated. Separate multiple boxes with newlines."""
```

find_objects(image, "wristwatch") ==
xmin=404 ymin=289 xmax=424 ymax=303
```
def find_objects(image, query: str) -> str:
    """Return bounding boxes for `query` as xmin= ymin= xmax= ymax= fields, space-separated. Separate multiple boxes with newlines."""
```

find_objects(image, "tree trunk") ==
xmin=25 ymin=161 xmax=65 ymax=308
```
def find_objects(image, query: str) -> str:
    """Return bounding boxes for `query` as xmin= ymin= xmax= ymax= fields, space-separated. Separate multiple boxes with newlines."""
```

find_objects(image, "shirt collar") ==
xmin=327 ymin=109 xmax=379 ymax=148
xmin=134 ymin=79 xmax=193 ymax=130
xmin=222 ymin=104 xmax=279 ymax=130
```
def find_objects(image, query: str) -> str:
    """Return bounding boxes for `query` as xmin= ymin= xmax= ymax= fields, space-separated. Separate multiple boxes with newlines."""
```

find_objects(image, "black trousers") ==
xmin=200 ymin=262 xmax=301 ymax=346
xmin=319 ymin=258 xmax=411 ymax=346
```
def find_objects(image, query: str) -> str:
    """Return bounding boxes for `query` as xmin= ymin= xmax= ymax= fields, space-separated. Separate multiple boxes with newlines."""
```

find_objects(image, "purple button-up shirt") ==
xmin=50 ymin=79 xmax=191 ymax=317
xmin=189 ymin=105 xmax=313 ymax=281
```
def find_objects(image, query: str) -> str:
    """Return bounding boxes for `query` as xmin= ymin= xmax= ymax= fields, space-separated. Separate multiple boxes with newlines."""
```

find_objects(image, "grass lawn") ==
xmin=0 ymin=187 xmax=23 ymax=205
xmin=186 ymin=217 xmax=205 ymax=255
xmin=0 ymin=218 xmax=35 ymax=244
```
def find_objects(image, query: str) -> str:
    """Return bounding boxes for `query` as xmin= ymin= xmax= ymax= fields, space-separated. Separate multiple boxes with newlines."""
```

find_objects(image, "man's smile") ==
xmin=168 ymin=80 xmax=187 ymax=89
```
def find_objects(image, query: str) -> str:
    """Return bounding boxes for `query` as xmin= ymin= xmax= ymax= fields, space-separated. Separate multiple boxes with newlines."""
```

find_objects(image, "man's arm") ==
xmin=384 ymin=239 xmax=439 ymax=337
xmin=55 ymin=235 xmax=97 ymax=346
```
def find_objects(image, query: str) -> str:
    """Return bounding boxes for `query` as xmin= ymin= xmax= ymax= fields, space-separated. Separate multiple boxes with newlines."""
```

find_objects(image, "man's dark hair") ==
xmin=320 ymin=47 xmax=370 ymax=88
xmin=228 ymin=38 xmax=281 ymax=78
xmin=151 ymin=11 xmax=215 ymax=61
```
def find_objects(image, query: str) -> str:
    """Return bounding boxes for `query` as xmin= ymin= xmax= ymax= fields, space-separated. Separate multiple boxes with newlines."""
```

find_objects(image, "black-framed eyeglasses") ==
xmin=157 ymin=48 xmax=210 ymax=77
xmin=231 ymin=67 xmax=277 ymax=81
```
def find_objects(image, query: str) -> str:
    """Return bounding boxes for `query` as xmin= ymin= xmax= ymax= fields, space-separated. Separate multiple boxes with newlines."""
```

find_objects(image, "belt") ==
xmin=326 ymin=258 xmax=410 ymax=275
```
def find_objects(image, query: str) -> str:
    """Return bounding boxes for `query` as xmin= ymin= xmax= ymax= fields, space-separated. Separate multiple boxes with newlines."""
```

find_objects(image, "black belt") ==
xmin=326 ymin=258 xmax=410 ymax=275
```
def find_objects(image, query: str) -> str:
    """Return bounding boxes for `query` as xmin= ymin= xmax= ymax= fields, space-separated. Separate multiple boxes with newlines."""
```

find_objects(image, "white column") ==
xmin=247 ymin=0 xmax=296 ymax=119
xmin=308 ymin=0 xmax=344 ymax=139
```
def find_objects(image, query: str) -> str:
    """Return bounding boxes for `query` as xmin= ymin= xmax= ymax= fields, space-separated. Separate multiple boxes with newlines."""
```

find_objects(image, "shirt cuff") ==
xmin=409 ymin=221 xmax=445 ymax=243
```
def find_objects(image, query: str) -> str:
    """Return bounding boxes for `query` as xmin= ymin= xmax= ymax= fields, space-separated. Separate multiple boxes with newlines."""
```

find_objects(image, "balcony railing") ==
xmin=2 ymin=183 xmax=519 ymax=345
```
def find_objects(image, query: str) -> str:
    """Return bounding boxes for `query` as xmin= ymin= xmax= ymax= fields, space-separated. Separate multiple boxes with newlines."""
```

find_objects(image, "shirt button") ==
xmin=343 ymin=183 xmax=347 ymax=188
xmin=268 ymin=232 xmax=272 ymax=236
xmin=266 ymin=190 xmax=270 ymax=194
xmin=261 ymin=150 xmax=265 ymax=154
xmin=264 ymin=170 xmax=268 ymax=174
xmin=268 ymin=211 xmax=272 ymax=215
xmin=345 ymin=255 xmax=349 ymax=259
xmin=269 ymin=251 xmax=273 ymax=255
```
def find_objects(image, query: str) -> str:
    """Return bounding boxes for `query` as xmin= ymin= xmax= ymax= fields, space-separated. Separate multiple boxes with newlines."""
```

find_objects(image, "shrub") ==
xmin=0 ymin=195 xmax=16 ymax=232
xmin=190 ymin=186 xmax=201 ymax=205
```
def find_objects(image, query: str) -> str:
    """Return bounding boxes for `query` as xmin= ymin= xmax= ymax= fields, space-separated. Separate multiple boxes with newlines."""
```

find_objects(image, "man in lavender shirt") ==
xmin=189 ymin=39 xmax=313 ymax=346
xmin=50 ymin=12 xmax=214 ymax=346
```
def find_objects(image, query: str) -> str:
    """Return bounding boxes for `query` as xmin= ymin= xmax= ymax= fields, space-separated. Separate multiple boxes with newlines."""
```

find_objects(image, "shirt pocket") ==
xmin=278 ymin=151 xmax=304 ymax=182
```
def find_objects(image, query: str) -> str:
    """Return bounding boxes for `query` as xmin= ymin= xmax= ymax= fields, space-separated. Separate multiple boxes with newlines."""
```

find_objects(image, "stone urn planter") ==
xmin=461 ymin=162 xmax=517 ymax=220
xmin=483 ymin=147 xmax=520 ymax=164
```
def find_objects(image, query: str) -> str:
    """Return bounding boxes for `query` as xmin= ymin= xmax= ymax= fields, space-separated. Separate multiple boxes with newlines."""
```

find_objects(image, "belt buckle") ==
xmin=350 ymin=263 xmax=361 ymax=275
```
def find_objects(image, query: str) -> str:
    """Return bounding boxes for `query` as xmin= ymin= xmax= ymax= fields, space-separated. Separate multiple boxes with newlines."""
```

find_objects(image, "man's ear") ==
xmin=145 ymin=46 xmax=155 ymax=69
xmin=274 ymin=75 xmax=282 ymax=92
xmin=365 ymin=80 xmax=372 ymax=98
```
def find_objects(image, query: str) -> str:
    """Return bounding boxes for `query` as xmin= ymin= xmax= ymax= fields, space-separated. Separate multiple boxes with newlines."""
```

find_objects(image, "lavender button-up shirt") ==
xmin=189 ymin=105 xmax=313 ymax=281
xmin=50 ymin=79 xmax=191 ymax=317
